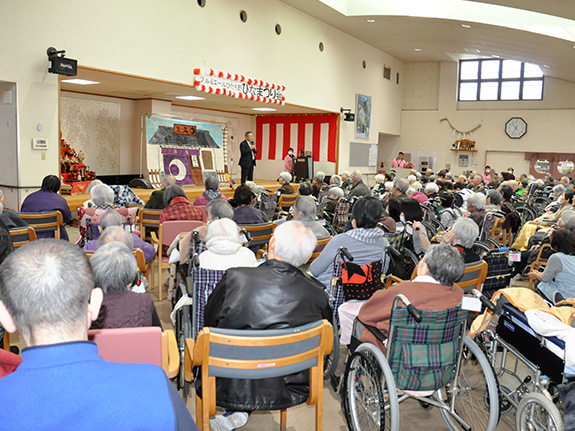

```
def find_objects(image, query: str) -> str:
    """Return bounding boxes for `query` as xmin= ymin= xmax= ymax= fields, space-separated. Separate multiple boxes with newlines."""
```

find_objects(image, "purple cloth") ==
xmin=233 ymin=206 xmax=267 ymax=224
xmin=83 ymin=233 xmax=155 ymax=264
xmin=90 ymin=290 xmax=155 ymax=329
xmin=193 ymin=193 xmax=227 ymax=206
xmin=20 ymin=190 xmax=72 ymax=241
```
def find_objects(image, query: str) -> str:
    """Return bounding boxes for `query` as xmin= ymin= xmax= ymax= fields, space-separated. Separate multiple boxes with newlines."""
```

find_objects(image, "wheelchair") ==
xmin=340 ymin=293 xmax=500 ymax=431
xmin=475 ymin=297 xmax=569 ymax=431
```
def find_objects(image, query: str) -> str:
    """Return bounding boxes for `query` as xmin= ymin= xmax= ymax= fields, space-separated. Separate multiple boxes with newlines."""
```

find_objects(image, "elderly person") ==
xmin=20 ymin=174 xmax=72 ymax=240
xmin=83 ymin=209 xmax=155 ymax=264
xmin=324 ymin=187 xmax=344 ymax=214
xmin=424 ymin=182 xmax=439 ymax=199
xmin=232 ymin=185 xmax=268 ymax=224
xmin=347 ymin=170 xmax=370 ymax=199
xmin=293 ymin=196 xmax=330 ymax=239
xmin=276 ymin=171 xmax=295 ymax=195
xmin=485 ymin=189 xmax=503 ymax=213
xmin=159 ymin=184 xmax=204 ymax=223
xmin=199 ymin=219 xmax=257 ymax=270
xmin=371 ymin=174 xmax=386 ymax=195
xmin=340 ymin=171 xmax=353 ymax=192
xmin=90 ymin=242 xmax=161 ymax=329
xmin=471 ymin=175 xmax=485 ymax=193
xmin=466 ymin=192 xmax=487 ymax=230
xmin=194 ymin=176 xmax=227 ymax=206
xmin=329 ymin=174 xmax=343 ymax=189
xmin=298 ymin=181 xmax=313 ymax=197
xmin=397 ymin=198 xmax=430 ymax=256
xmin=312 ymin=171 xmax=327 ymax=197
xmin=192 ymin=199 xmax=235 ymax=243
xmin=391 ymin=177 xmax=409 ymax=200
xmin=90 ymin=184 xmax=121 ymax=210
xmin=82 ymin=179 xmax=103 ymax=208
xmin=442 ymin=217 xmax=481 ymax=263
xmin=358 ymin=244 xmax=464 ymax=350
xmin=407 ymin=186 xmax=428 ymax=205
xmin=204 ymin=221 xmax=332 ymax=430
xmin=0 ymin=191 xmax=27 ymax=229
xmin=144 ymin=175 xmax=175 ymax=209
xmin=310 ymin=197 xmax=389 ymax=288
xmin=0 ymin=240 xmax=197 ymax=430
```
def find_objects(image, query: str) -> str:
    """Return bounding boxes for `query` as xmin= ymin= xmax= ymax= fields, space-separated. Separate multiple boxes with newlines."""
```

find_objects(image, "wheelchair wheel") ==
xmin=438 ymin=336 xmax=500 ymax=431
xmin=516 ymin=392 xmax=563 ymax=431
xmin=177 ymin=305 xmax=192 ymax=397
xmin=324 ymin=311 xmax=340 ymax=380
xmin=343 ymin=343 xmax=399 ymax=431
xmin=403 ymin=248 xmax=419 ymax=279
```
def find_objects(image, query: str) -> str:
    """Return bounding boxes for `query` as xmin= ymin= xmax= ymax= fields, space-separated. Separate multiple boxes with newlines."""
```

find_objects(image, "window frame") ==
xmin=457 ymin=59 xmax=544 ymax=102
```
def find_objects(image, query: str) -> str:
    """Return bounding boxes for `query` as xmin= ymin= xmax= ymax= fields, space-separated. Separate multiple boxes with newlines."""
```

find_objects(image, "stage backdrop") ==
xmin=145 ymin=116 xmax=227 ymax=186
xmin=255 ymin=114 xmax=338 ymax=164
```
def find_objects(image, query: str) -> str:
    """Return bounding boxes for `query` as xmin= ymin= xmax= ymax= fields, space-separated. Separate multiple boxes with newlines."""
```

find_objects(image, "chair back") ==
xmin=308 ymin=237 xmax=332 ymax=264
xmin=278 ymin=193 xmax=299 ymax=211
xmin=89 ymin=327 xmax=162 ymax=368
xmin=133 ymin=248 xmax=147 ymax=273
xmin=257 ymin=192 xmax=277 ymax=220
xmin=191 ymin=267 xmax=226 ymax=338
xmin=18 ymin=211 xmax=63 ymax=239
xmin=387 ymin=303 xmax=468 ymax=392
xmin=457 ymin=261 xmax=488 ymax=293
xmin=238 ymin=222 xmax=276 ymax=251
xmin=195 ymin=206 xmax=208 ymax=222
xmin=138 ymin=208 xmax=162 ymax=240
xmin=159 ymin=220 xmax=204 ymax=251
xmin=384 ymin=231 xmax=405 ymax=252
xmin=8 ymin=227 xmax=37 ymax=248
xmin=490 ymin=217 xmax=505 ymax=245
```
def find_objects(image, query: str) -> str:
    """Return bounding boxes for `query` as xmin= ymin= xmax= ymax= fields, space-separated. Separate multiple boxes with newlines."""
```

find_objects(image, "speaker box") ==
xmin=128 ymin=178 xmax=153 ymax=189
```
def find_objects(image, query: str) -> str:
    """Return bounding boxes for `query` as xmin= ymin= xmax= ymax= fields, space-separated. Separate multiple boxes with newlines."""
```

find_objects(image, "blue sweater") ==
xmin=0 ymin=341 xmax=198 ymax=431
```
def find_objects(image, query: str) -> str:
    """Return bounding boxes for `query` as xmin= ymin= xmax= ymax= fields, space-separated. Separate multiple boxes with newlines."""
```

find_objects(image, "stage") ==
xmin=62 ymin=179 xmax=297 ymax=213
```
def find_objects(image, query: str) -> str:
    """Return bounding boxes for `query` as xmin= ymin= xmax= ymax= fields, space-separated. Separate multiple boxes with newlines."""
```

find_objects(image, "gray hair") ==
xmin=486 ymin=189 xmax=502 ymax=206
xmin=330 ymin=175 xmax=342 ymax=186
xmin=0 ymin=201 xmax=3 ymax=215
xmin=384 ymin=181 xmax=394 ymax=192
xmin=279 ymin=172 xmax=292 ymax=183
xmin=294 ymin=196 xmax=317 ymax=218
xmin=407 ymin=175 xmax=417 ymax=183
xmin=374 ymin=174 xmax=385 ymax=184
xmin=99 ymin=209 xmax=123 ymax=230
xmin=467 ymin=193 xmax=486 ymax=210
xmin=0 ymin=239 xmax=94 ymax=343
xmin=553 ymin=184 xmax=566 ymax=196
xmin=245 ymin=181 xmax=257 ymax=193
xmin=163 ymin=174 xmax=176 ymax=188
xmin=97 ymin=225 xmax=134 ymax=250
xmin=204 ymin=175 xmax=219 ymax=191
xmin=451 ymin=218 xmax=480 ymax=248
xmin=91 ymin=184 xmax=115 ymax=206
xmin=395 ymin=178 xmax=409 ymax=194
xmin=163 ymin=184 xmax=187 ymax=206
xmin=206 ymin=199 xmax=234 ymax=220
xmin=351 ymin=170 xmax=363 ymax=183
xmin=86 ymin=179 xmax=103 ymax=195
xmin=340 ymin=171 xmax=351 ymax=180
xmin=91 ymin=242 xmax=137 ymax=293
xmin=561 ymin=210 xmax=575 ymax=231
xmin=406 ymin=187 xmax=416 ymax=197
xmin=329 ymin=187 xmax=344 ymax=199
xmin=425 ymin=182 xmax=439 ymax=195
xmin=206 ymin=218 xmax=242 ymax=245
xmin=315 ymin=172 xmax=325 ymax=182
xmin=273 ymin=221 xmax=317 ymax=267
xmin=422 ymin=244 xmax=465 ymax=286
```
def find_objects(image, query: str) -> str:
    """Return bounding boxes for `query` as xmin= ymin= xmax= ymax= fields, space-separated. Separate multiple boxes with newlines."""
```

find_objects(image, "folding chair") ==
xmin=185 ymin=320 xmax=333 ymax=431
xmin=8 ymin=226 xmax=37 ymax=248
xmin=89 ymin=326 xmax=179 ymax=378
xmin=18 ymin=211 xmax=64 ymax=239
xmin=277 ymin=193 xmax=299 ymax=212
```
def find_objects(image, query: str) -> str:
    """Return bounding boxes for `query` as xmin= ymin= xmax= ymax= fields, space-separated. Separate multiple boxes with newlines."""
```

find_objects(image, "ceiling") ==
xmin=280 ymin=0 xmax=575 ymax=83
xmin=60 ymin=67 xmax=331 ymax=116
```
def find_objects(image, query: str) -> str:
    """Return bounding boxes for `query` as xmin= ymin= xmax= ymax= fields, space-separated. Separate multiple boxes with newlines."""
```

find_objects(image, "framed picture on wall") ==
xmin=355 ymin=93 xmax=372 ymax=139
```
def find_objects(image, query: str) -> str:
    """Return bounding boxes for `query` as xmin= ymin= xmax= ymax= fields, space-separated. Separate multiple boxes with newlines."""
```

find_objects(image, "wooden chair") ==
xmin=1 ymin=332 xmax=9 ymax=351
xmin=8 ymin=226 xmax=37 ymax=248
xmin=18 ymin=211 xmax=63 ymax=239
xmin=238 ymin=222 xmax=276 ymax=255
xmin=307 ymin=237 xmax=332 ymax=264
xmin=489 ymin=217 xmax=505 ymax=248
xmin=278 ymin=193 xmax=299 ymax=211
xmin=185 ymin=319 xmax=333 ymax=431
xmin=529 ymin=243 xmax=552 ymax=290
xmin=88 ymin=326 xmax=179 ymax=378
xmin=153 ymin=220 xmax=204 ymax=301
xmin=138 ymin=208 xmax=162 ymax=241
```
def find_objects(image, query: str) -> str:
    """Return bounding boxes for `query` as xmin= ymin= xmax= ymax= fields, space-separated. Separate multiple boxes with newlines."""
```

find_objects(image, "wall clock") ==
xmin=505 ymin=117 xmax=527 ymax=139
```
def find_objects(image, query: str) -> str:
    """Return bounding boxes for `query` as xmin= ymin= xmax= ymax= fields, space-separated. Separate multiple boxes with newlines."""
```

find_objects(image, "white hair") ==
xmin=412 ymin=181 xmax=422 ymax=191
xmin=452 ymin=218 xmax=480 ymax=248
xmin=406 ymin=187 xmax=416 ymax=197
xmin=407 ymin=175 xmax=416 ymax=183
xmin=384 ymin=181 xmax=394 ymax=192
xmin=97 ymin=225 xmax=134 ymax=250
xmin=351 ymin=170 xmax=363 ymax=182
xmin=467 ymin=193 xmax=486 ymax=210
xmin=272 ymin=221 xmax=317 ymax=267
xmin=279 ymin=172 xmax=292 ymax=183
xmin=340 ymin=171 xmax=351 ymax=179
xmin=315 ymin=172 xmax=325 ymax=182
xmin=206 ymin=218 xmax=242 ymax=245
xmin=374 ymin=174 xmax=385 ymax=184
xmin=245 ymin=181 xmax=257 ymax=192
xmin=330 ymin=175 xmax=342 ymax=186
xmin=425 ymin=182 xmax=439 ymax=194
xmin=329 ymin=187 xmax=344 ymax=199
xmin=86 ymin=180 xmax=103 ymax=195
xmin=91 ymin=184 xmax=115 ymax=206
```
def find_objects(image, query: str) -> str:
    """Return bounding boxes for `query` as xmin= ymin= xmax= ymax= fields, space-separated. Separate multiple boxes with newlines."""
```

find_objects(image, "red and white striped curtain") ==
xmin=255 ymin=114 xmax=338 ymax=163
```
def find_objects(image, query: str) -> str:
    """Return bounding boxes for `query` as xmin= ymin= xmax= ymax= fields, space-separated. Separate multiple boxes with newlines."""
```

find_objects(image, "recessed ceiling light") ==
xmin=464 ymin=48 xmax=469 ymax=52
xmin=491 ymin=55 xmax=500 ymax=58
xmin=461 ymin=24 xmax=472 ymax=28
xmin=176 ymin=95 xmax=206 ymax=101
xmin=414 ymin=48 xmax=422 ymax=52
xmin=252 ymin=108 xmax=276 ymax=112
xmin=476 ymin=49 xmax=481 ymax=53
xmin=543 ymin=64 xmax=550 ymax=68
xmin=61 ymin=79 xmax=99 ymax=85
xmin=367 ymin=19 xmax=375 ymax=23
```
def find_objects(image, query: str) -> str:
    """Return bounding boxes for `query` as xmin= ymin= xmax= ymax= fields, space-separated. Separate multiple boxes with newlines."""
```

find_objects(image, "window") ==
xmin=458 ymin=59 xmax=544 ymax=101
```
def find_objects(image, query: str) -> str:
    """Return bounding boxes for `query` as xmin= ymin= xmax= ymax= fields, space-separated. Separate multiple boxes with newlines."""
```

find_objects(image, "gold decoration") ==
xmin=440 ymin=117 xmax=482 ymax=139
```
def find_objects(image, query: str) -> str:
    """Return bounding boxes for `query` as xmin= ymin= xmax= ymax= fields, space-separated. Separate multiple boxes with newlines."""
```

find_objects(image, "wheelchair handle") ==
xmin=338 ymin=247 xmax=354 ymax=262
xmin=192 ymin=230 xmax=200 ymax=245
xmin=396 ymin=294 xmax=422 ymax=323
xmin=471 ymin=289 xmax=496 ymax=313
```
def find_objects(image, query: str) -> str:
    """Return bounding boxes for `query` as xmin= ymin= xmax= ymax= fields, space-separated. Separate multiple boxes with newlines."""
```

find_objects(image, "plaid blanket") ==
xmin=192 ymin=267 xmax=225 ymax=337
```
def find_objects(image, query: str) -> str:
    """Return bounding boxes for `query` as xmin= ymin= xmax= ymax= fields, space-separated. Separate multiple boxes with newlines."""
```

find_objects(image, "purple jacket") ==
xmin=83 ymin=233 xmax=155 ymax=263
xmin=20 ymin=190 xmax=72 ymax=241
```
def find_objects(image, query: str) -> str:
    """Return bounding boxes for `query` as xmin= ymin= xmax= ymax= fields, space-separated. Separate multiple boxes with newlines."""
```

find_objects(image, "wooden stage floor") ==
xmin=63 ymin=179 xmax=297 ymax=212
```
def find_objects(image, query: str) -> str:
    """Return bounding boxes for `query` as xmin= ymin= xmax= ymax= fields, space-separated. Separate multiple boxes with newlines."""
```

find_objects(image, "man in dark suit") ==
xmin=239 ymin=131 xmax=257 ymax=184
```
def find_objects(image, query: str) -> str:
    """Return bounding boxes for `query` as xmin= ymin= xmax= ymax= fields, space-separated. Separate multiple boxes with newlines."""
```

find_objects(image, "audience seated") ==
xmin=311 ymin=171 xmax=327 ymax=197
xmin=340 ymin=171 xmax=353 ymax=191
xmin=329 ymin=174 xmax=342 ymax=189
xmin=83 ymin=209 xmax=155 ymax=263
xmin=20 ymin=175 xmax=72 ymax=240
xmin=0 ymin=190 xmax=28 ymax=229
xmin=424 ymin=182 xmax=439 ymax=198
xmin=159 ymin=184 xmax=204 ymax=223
xmin=466 ymin=193 xmax=487 ymax=230
xmin=358 ymin=244 xmax=464 ymax=351
xmin=203 ymin=221 xmax=332 ymax=431
xmin=232 ymin=185 xmax=268 ymax=224
xmin=90 ymin=242 xmax=161 ymax=329
xmin=199 ymin=219 xmax=257 ymax=270
xmin=347 ymin=170 xmax=370 ymax=199
xmin=144 ymin=175 xmax=176 ymax=209
xmin=392 ymin=177 xmax=409 ymax=200
xmin=277 ymin=172 xmax=295 ymax=195
xmin=82 ymin=179 xmax=103 ymax=208
xmin=407 ymin=186 xmax=428 ymax=205
xmin=485 ymin=189 xmax=503 ymax=214
xmin=310 ymin=197 xmax=389 ymax=288
xmin=90 ymin=184 xmax=123 ymax=210
xmin=0 ymin=239 xmax=197 ymax=430
xmin=297 ymin=181 xmax=314 ymax=197
xmin=324 ymin=187 xmax=344 ymax=214
xmin=442 ymin=217 xmax=481 ymax=263
xmin=193 ymin=176 xmax=228 ymax=206
xmin=471 ymin=175 xmax=485 ymax=193
xmin=293 ymin=196 xmax=330 ymax=239
xmin=396 ymin=198 xmax=430 ymax=256
xmin=371 ymin=174 xmax=386 ymax=195
xmin=438 ymin=191 xmax=456 ymax=228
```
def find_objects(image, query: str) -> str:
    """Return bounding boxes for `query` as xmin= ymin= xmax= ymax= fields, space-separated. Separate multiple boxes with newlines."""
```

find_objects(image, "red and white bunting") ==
xmin=193 ymin=68 xmax=285 ymax=105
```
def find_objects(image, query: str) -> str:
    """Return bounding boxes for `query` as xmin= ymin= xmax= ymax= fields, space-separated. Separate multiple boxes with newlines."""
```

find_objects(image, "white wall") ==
xmin=396 ymin=61 xmax=575 ymax=176
xmin=0 ymin=0 xmax=404 ymax=202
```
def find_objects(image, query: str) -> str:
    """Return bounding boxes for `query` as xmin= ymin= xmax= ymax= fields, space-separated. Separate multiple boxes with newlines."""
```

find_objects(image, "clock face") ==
xmin=505 ymin=117 xmax=527 ymax=139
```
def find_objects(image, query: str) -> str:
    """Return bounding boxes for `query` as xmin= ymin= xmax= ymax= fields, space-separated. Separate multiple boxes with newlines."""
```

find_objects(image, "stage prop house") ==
xmin=145 ymin=117 xmax=229 ymax=187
